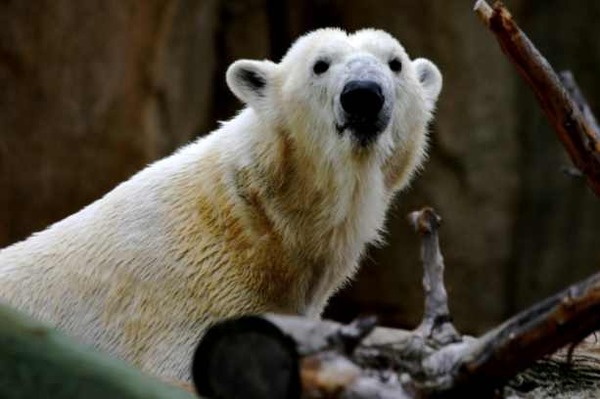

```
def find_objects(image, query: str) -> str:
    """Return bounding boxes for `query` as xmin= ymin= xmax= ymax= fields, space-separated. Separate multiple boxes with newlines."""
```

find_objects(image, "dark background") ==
xmin=1 ymin=0 xmax=599 ymax=333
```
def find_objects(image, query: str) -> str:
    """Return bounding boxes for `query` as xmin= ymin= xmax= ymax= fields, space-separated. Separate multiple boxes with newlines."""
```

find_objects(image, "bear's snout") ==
xmin=339 ymin=80 xmax=388 ymax=146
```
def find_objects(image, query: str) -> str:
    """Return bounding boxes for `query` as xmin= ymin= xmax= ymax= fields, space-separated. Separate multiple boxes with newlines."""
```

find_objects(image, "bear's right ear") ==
xmin=412 ymin=58 xmax=442 ymax=112
xmin=226 ymin=60 xmax=276 ymax=107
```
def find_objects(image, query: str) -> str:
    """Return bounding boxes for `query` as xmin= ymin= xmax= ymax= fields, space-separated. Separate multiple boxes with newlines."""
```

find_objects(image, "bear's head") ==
xmin=226 ymin=28 xmax=441 ymax=162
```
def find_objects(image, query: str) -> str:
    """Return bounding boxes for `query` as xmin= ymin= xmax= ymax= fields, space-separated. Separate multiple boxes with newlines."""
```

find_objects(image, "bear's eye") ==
xmin=313 ymin=60 xmax=330 ymax=75
xmin=389 ymin=58 xmax=402 ymax=73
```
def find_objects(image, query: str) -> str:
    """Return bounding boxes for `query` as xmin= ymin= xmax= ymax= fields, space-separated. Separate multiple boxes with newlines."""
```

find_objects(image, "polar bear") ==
xmin=0 ymin=28 xmax=441 ymax=380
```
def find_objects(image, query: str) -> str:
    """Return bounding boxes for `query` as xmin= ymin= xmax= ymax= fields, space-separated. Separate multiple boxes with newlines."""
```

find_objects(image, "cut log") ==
xmin=192 ymin=316 xmax=300 ymax=399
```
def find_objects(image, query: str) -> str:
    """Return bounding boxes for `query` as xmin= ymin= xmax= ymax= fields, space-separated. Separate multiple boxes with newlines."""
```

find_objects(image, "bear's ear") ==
xmin=413 ymin=58 xmax=442 ymax=111
xmin=226 ymin=60 xmax=276 ymax=107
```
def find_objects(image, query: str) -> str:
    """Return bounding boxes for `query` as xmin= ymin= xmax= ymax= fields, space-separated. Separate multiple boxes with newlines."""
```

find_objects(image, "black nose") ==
xmin=340 ymin=80 xmax=384 ymax=119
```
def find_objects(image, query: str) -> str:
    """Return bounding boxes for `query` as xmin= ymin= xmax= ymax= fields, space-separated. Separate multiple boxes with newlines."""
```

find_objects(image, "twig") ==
xmin=409 ymin=208 xmax=461 ymax=347
xmin=328 ymin=316 xmax=378 ymax=355
xmin=560 ymin=71 xmax=600 ymax=138
xmin=474 ymin=0 xmax=600 ymax=197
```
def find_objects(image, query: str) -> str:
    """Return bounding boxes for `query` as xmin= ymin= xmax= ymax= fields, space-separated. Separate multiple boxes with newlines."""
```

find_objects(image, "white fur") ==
xmin=0 ymin=28 xmax=442 ymax=380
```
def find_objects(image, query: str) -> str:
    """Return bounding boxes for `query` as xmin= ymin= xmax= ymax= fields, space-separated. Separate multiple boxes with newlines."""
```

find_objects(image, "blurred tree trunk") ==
xmin=1 ymin=0 xmax=600 ymax=334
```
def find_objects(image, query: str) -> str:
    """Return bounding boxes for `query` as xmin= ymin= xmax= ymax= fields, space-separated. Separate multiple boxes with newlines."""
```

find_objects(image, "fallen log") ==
xmin=192 ymin=208 xmax=600 ymax=398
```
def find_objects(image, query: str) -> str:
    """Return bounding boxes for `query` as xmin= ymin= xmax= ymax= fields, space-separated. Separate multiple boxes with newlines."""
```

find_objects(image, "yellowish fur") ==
xmin=0 ymin=28 xmax=442 ymax=380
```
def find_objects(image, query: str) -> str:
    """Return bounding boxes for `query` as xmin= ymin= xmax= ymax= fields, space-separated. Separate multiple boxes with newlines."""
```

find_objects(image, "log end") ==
xmin=192 ymin=316 xmax=301 ymax=399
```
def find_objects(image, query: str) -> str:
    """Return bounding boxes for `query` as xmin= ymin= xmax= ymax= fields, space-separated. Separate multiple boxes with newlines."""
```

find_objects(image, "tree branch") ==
xmin=409 ymin=208 xmax=460 ymax=347
xmin=445 ymin=270 xmax=600 ymax=396
xmin=474 ymin=0 xmax=600 ymax=197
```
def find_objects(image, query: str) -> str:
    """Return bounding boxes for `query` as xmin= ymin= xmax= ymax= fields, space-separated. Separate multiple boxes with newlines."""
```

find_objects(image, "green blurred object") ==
xmin=0 ymin=303 xmax=196 ymax=399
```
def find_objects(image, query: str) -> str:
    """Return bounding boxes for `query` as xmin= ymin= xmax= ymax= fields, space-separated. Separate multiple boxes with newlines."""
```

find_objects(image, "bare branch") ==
xmin=475 ymin=0 xmax=600 ymax=197
xmin=443 ymin=271 xmax=600 ymax=394
xmin=409 ymin=208 xmax=460 ymax=347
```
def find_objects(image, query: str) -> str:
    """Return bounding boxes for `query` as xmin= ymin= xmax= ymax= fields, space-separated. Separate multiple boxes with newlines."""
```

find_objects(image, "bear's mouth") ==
xmin=336 ymin=117 xmax=388 ymax=147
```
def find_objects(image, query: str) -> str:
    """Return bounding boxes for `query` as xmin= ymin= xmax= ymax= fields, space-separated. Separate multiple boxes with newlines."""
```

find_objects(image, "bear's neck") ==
xmin=230 ymin=109 xmax=390 ymax=264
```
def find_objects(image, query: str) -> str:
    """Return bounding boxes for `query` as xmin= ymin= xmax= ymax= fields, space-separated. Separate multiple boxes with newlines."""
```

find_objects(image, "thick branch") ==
xmin=474 ymin=0 xmax=600 ymax=197
xmin=446 ymin=271 xmax=600 ymax=395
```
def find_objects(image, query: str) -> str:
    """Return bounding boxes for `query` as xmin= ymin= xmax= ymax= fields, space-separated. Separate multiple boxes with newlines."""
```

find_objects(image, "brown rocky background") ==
xmin=1 ymin=0 xmax=599 ymax=333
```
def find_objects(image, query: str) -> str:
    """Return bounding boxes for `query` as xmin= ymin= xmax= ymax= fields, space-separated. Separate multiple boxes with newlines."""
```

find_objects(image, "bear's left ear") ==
xmin=413 ymin=58 xmax=442 ymax=112
xmin=226 ymin=60 xmax=277 ymax=108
